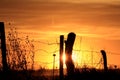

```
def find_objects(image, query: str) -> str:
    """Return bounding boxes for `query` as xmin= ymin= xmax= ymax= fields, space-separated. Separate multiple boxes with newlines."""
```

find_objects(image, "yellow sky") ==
xmin=0 ymin=0 xmax=120 ymax=69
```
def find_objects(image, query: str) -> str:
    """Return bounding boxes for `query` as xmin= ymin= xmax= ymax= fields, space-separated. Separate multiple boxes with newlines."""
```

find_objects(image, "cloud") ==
xmin=0 ymin=1 xmax=120 ymax=39
xmin=1 ymin=0 xmax=120 ymax=68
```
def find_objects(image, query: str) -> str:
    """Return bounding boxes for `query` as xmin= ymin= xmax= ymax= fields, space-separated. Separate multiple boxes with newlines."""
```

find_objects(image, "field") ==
xmin=0 ymin=68 xmax=120 ymax=80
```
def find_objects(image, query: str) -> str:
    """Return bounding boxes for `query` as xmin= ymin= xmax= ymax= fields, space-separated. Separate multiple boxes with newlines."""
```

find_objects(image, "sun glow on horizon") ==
xmin=62 ymin=52 xmax=79 ymax=66
xmin=72 ymin=52 xmax=78 ymax=63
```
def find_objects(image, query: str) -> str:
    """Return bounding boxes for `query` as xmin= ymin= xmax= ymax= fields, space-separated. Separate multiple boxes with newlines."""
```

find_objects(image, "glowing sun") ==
xmin=62 ymin=52 xmax=77 ymax=65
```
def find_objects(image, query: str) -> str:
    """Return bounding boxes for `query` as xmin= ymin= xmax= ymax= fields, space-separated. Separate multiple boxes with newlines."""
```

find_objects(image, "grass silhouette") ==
xmin=0 ymin=68 xmax=120 ymax=80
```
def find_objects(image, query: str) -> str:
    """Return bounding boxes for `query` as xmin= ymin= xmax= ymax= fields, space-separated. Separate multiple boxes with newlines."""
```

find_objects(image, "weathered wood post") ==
xmin=100 ymin=50 xmax=108 ymax=72
xmin=65 ymin=32 xmax=76 ymax=77
xmin=0 ymin=22 xmax=9 ymax=72
xmin=59 ymin=35 xmax=64 ymax=80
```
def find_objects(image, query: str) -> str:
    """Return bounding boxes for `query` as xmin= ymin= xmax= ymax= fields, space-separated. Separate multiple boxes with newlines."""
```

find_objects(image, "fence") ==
xmin=0 ymin=24 xmax=120 ymax=71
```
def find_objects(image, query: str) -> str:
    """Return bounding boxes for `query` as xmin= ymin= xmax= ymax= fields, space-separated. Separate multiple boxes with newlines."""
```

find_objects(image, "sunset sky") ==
xmin=0 ymin=0 xmax=120 ymax=69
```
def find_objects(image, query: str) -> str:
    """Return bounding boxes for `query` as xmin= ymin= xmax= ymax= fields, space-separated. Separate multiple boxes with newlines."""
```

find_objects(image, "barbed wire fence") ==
xmin=1 ymin=39 xmax=120 ymax=70
xmin=24 ymin=36 xmax=120 ymax=70
xmin=1 ymin=26 xmax=120 ymax=70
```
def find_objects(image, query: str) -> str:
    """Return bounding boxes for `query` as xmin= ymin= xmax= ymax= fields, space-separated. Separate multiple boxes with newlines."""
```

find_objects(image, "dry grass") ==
xmin=0 ymin=68 xmax=120 ymax=80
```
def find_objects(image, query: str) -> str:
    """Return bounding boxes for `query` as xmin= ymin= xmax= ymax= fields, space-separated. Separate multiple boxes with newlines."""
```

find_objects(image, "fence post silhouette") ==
xmin=100 ymin=50 xmax=108 ymax=72
xmin=0 ymin=22 xmax=9 ymax=72
xmin=59 ymin=35 xmax=64 ymax=80
xmin=65 ymin=32 xmax=76 ymax=77
xmin=53 ymin=54 xmax=56 ymax=80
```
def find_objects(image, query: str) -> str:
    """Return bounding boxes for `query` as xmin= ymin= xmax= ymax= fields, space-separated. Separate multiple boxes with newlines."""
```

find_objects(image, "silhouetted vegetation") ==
xmin=71 ymin=68 xmax=120 ymax=80
xmin=6 ymin=27 xmax=35 ymax=70
xmin=0 ymin=23 xmax=120 ymax=80
xmin=0 ymin=68 xmax=120 ymax=80
xmin=0 ymin=24 xmax=36 ymax=80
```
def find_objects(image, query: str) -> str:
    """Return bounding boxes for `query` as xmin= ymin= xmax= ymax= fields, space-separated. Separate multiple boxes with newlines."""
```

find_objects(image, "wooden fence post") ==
xmin=0 ymin=22 xmax=9 ymax=72
xmin=100 ymin=50 xmax=108 ymax=72
xmin=65 ymin=32 xmax=76 ymax=77
xmin=59 ymin=35 xmax=64 ymax=80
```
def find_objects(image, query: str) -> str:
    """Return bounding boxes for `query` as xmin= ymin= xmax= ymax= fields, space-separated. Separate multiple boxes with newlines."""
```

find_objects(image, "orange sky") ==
xmin=0 ymin=0 xmax=120 ymax=69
